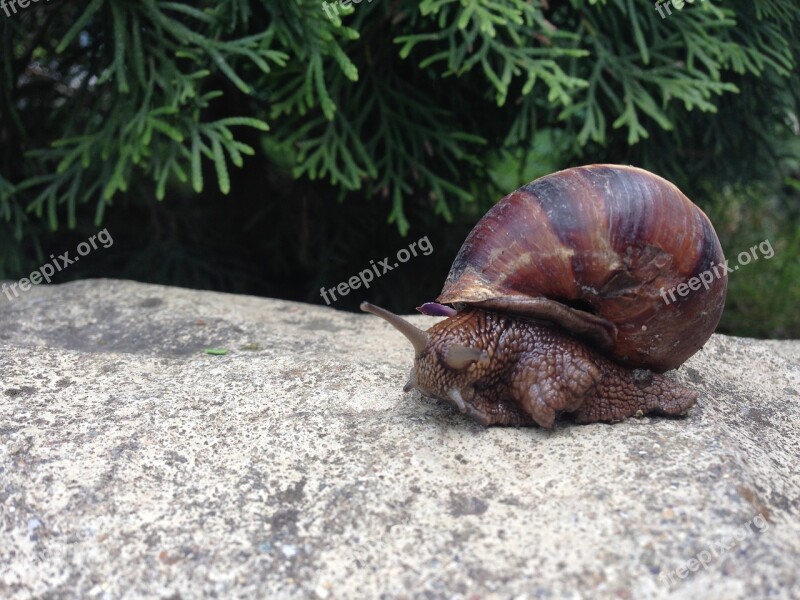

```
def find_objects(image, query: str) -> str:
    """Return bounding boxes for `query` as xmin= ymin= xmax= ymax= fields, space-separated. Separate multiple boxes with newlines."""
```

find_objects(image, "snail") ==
xmin=361 ymin=165 xmax=727 ymax=428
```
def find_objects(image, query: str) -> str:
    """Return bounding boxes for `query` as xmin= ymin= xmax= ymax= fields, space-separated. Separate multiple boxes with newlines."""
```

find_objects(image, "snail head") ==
xmin=360 ymin=302 xmax=493 ymax=414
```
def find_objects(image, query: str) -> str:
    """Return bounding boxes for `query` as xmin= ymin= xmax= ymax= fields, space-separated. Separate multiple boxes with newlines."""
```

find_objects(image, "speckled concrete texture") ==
xmin=1 ymin=279 xmax=798 ymax=599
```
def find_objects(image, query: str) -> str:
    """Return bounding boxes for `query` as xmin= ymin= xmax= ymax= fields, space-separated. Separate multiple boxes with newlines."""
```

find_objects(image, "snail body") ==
xmin=362 ymin=165 xmax=727 ymax=428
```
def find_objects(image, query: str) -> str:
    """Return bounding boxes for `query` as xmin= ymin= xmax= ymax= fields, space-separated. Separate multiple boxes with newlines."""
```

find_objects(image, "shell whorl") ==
xmin=436 ymin=164 xmax=727 ymax=372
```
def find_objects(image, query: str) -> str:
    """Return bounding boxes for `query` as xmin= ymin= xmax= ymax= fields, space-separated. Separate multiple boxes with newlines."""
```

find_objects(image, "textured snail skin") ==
xmin=410 ymin=309 xmax=697 ymax=428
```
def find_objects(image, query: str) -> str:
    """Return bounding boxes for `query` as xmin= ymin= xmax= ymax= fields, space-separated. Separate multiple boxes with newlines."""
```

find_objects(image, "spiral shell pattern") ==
xmin=437 ymin=164 xmax=727 ymax=371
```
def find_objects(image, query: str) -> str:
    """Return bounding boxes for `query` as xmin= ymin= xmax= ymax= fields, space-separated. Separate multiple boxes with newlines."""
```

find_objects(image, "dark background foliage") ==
xmin=1 ymin=0 xmax=798 ymax=337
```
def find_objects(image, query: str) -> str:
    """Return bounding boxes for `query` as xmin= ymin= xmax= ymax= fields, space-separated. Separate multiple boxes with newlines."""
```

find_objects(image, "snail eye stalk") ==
xmin=360 ymin=302 xmax=429 ymax=356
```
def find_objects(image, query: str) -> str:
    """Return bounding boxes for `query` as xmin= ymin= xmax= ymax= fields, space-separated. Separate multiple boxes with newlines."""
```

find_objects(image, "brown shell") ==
xmin=437 ymin=164 xmax=727 ymax=372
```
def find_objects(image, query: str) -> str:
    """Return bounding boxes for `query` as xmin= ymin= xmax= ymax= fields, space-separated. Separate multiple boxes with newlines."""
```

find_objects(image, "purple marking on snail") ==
xmin=362 ymin=165 xmax=727 ymax=427
xmin=417 ymin=302 xmax=458 ymax=317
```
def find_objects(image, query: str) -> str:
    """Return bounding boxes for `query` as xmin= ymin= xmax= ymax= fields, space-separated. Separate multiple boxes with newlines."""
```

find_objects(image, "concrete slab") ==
xmin=1 ymin=280 xmax=798 ymax=599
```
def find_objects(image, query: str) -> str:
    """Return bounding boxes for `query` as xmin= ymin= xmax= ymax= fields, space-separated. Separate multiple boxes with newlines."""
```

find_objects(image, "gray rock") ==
xmin=1 ymin=279 xmax=798 ymax=599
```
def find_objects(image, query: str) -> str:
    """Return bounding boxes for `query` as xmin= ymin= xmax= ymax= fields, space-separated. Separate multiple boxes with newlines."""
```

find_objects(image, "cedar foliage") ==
xmin=0 ymin=0 xmax=798 ymax=334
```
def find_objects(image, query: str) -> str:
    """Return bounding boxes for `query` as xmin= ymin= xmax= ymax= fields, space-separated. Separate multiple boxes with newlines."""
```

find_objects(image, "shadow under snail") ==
xmin=361 ymin=164 xmax=727 ymax=428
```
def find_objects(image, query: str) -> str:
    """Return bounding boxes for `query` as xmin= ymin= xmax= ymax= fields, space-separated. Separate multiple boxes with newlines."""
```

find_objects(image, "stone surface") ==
xmin=0 ymin=279 xmax=798 ymax=599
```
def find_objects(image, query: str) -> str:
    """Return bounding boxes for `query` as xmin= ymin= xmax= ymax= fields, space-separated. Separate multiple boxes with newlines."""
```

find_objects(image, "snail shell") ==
xmin=436 ymin=164 xmax=727 ymax=372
